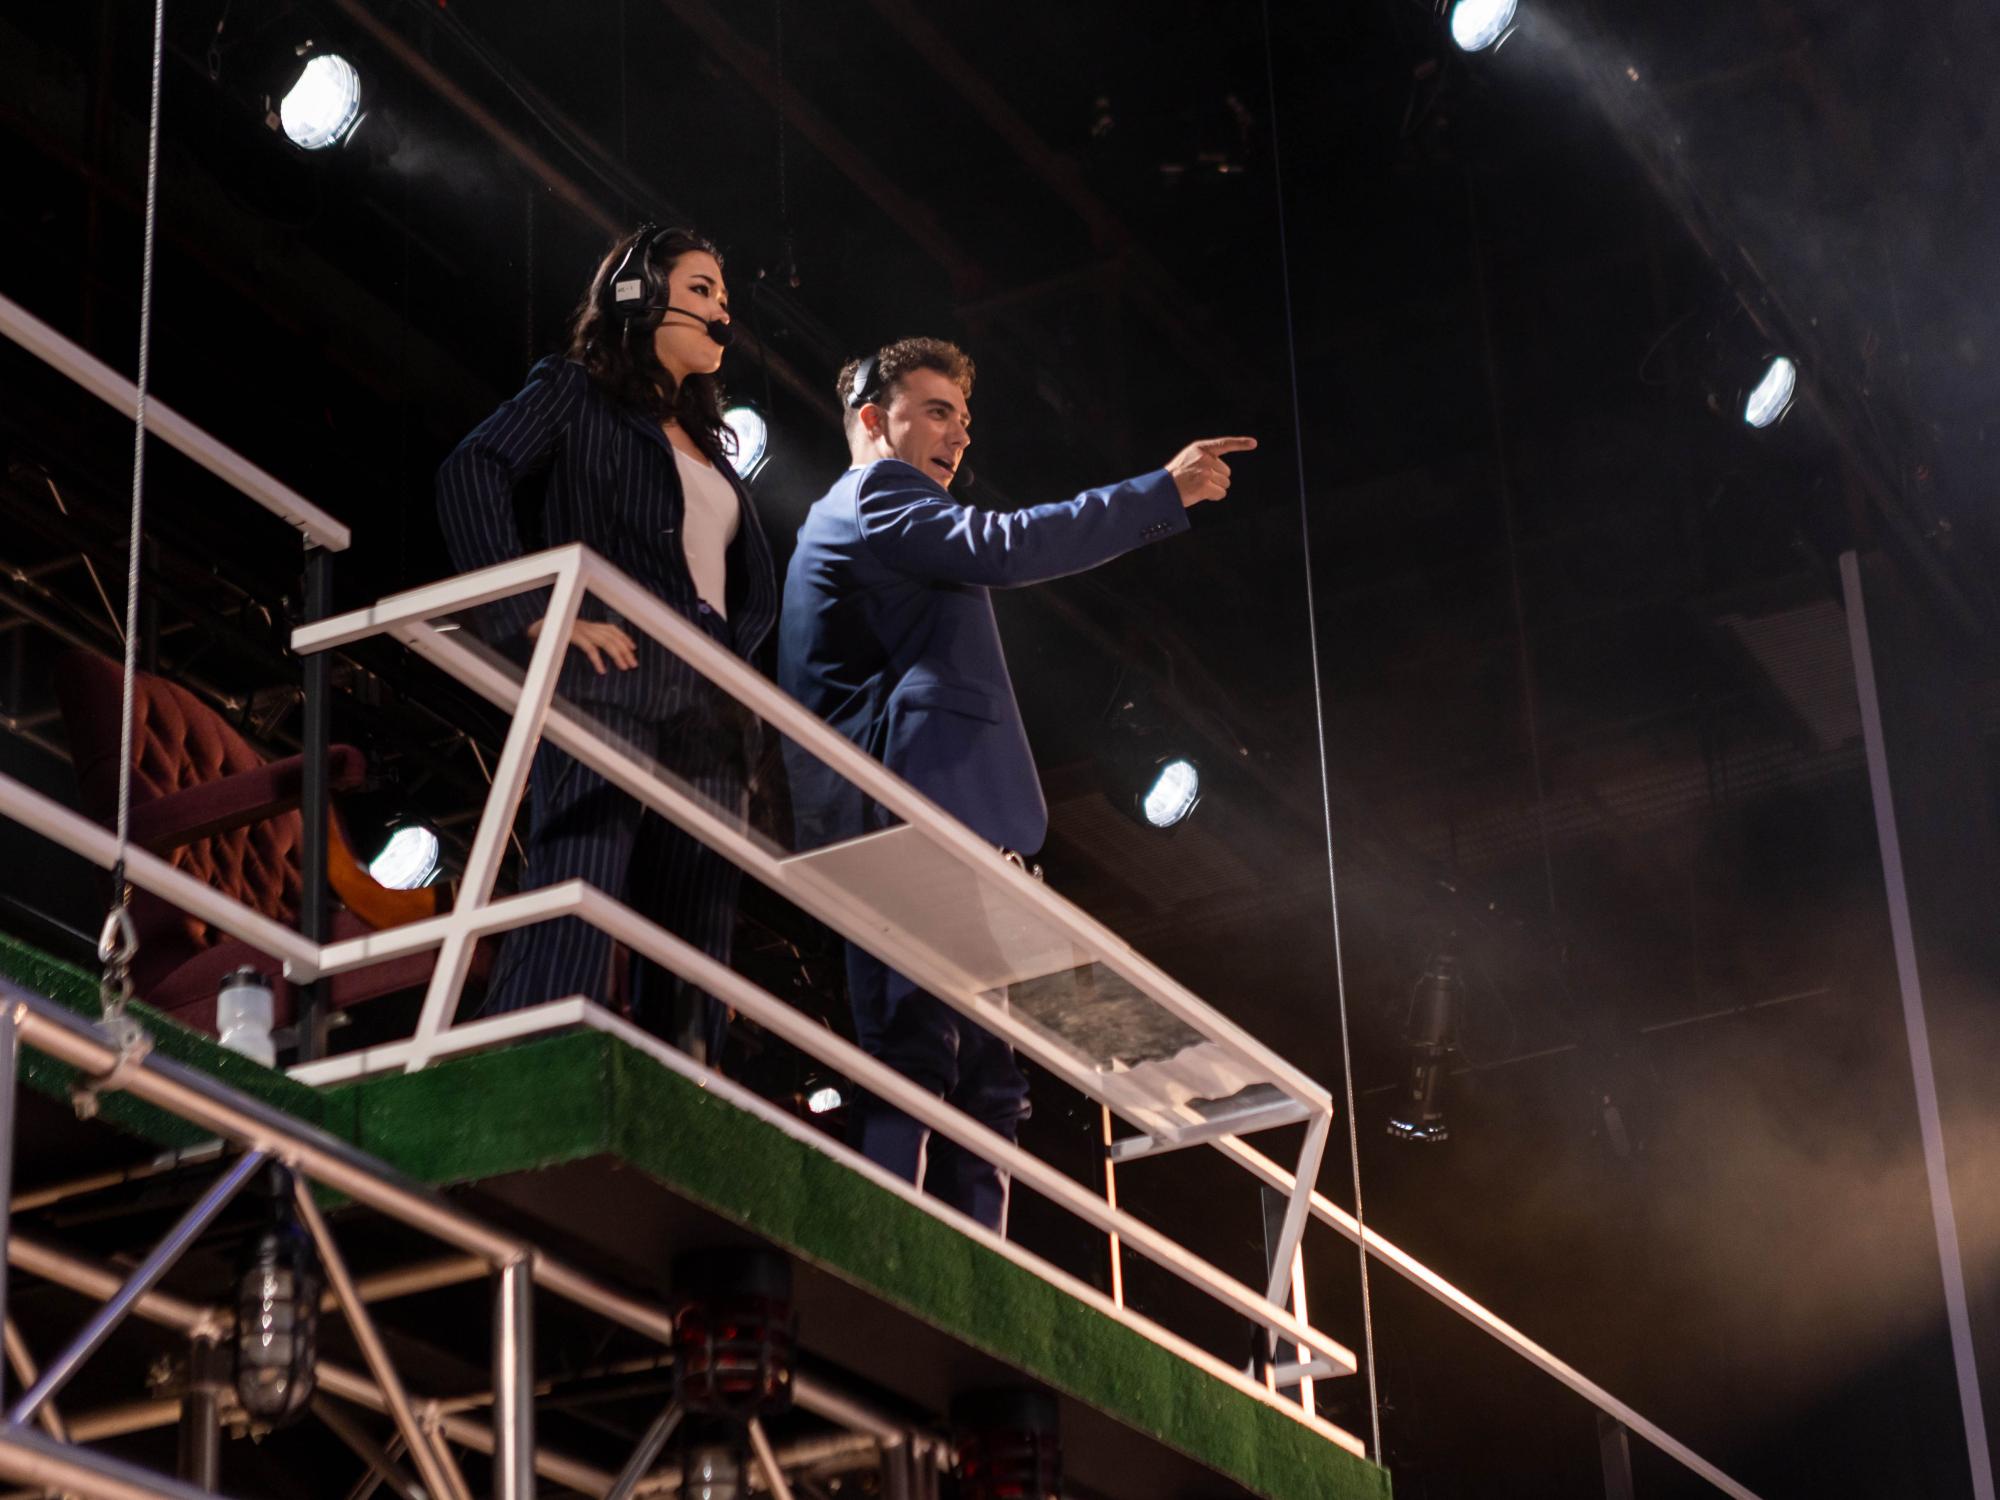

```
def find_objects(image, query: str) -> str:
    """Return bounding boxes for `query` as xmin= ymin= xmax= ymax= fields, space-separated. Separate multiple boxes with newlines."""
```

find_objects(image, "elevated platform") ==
xmin=2 ymin=936 xmax=1390 ymax=1500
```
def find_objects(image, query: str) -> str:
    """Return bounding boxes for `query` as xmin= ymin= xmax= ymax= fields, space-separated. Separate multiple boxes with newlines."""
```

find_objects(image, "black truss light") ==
xmin=672 ymin=1248 xmax=797 ymax=1420
xmin=1387 ymin=948 xmax=1462 ymax=1145
xmin=953 ymin=1387 xmax=1061 ymax=1500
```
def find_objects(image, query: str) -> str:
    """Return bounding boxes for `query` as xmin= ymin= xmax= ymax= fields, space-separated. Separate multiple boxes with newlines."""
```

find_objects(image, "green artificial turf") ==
xmin=0 ymin=931 xmax=1389 ymax=1500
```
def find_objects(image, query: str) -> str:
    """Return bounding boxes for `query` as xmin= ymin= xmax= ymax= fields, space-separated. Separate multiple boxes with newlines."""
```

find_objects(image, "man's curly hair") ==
xmin=836 ymin=336 xmax=976 ymax=416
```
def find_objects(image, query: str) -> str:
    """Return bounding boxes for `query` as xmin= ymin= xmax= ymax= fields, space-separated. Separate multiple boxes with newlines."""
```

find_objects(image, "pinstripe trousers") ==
xmin=479 ymin=610 xmax=747 ymax=1061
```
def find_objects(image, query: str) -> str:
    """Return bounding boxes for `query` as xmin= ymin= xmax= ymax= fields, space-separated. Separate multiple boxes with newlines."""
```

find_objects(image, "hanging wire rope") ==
xmin=99 ymin=0 xmax=172 ymax=1040
xmin=1258 ymin=0 xmax=1381 ymax=1460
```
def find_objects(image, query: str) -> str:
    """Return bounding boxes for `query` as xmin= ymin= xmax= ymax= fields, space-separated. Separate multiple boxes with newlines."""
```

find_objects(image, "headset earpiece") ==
xmin=846 ymin=353 xmax=884 ymax=410
xmin=605 ymin=222 xmax=669 ymax=328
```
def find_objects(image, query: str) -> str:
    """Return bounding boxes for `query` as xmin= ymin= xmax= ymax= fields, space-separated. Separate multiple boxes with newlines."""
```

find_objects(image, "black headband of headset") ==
xmin=845 ymin=353 xmax=885 ymax=410
xmin=606 ymin=222 xmax=667 ymax=323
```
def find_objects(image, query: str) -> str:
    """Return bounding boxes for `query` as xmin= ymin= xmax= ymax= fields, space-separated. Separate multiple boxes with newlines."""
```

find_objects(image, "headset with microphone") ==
xmin=605 ymin=222 xmax=735 ymax=349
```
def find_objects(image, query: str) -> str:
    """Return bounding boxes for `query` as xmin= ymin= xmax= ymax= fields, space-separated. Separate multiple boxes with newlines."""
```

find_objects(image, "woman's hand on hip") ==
xmin=526 ymin=617 xmax=639 ymax=674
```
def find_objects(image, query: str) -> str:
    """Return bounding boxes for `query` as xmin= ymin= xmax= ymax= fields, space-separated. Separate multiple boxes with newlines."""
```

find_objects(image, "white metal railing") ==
xmin=283 ymin=543 xmax=1352 ymax=1399
xmin=0 ymin=293 xmax=349 ymax=552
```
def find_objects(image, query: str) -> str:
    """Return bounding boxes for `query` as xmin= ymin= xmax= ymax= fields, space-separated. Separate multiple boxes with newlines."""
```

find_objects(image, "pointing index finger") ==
xmin=1195 ymin=436 xmax=1259 ymax=455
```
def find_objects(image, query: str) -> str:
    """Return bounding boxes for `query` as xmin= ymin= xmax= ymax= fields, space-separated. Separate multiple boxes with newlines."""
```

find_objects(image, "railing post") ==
xmin=1597 ymin=1413 xmax=1635 ymax=1500
xmin=494 ymin=1258 xmax=535 ymax=1500
xmin=298 ymin=544 xmax=334 ymax=1061
xmin=0 ymin=1000 xmax=17 ymax=1392
xmin=1099 ymin=1105 xmax=1123 ymax=1307
xmin=178 ymin=1334 xmax=226 ymax=1491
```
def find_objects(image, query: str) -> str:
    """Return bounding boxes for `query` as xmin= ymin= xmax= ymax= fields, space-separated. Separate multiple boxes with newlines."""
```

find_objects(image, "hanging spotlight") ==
xmin=340 ymin=785 xmax=444 ymax=891
xmin=234 ymin=1165 xmax=321 ymax=1424
xmin=805 ymin=1084 xmax=844 ymax=1115
xmin=367 ymin=821 xmax=442 ymax=890
xmin=1139 ymin=756 xmax=1202 ymax=829
xmin=1742 ymin=354 xmax=1799 ymax=429
xmin=274 ymin=50 xmax=363 ymax=151
xmin=1450 ymin=0 xmax=1519 ymax=52
xmin=1098 ymin=678 xmax=1205 ymax=833
xmin=1387 ymin=948 xmax=1461 ymax=1145
xmin=1697 ymin=307 xmax=1803 ymax=432
xmin=953 ymin=1388 xmax=1061 ymax=1500
xmin=722 ymin=402 xmax=772 ymax=481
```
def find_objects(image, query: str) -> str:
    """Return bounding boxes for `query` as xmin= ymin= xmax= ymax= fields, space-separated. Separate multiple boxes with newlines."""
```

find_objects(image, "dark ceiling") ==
xmin=7 ymin=0 xmax=2000 ymax=1495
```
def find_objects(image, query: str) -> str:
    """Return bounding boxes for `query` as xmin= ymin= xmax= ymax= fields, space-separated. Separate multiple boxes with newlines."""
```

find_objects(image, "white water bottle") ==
xmin=216 ymin=967 xmax=276 ymax=1067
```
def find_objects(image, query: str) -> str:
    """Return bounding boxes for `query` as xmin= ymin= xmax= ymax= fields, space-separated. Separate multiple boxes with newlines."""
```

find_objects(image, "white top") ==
xmin=674 ymin=444 xmax=741 ymax=618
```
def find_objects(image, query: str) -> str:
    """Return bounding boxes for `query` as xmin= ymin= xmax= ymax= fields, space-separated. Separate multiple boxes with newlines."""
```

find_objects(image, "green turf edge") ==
xmin=339 ymin=1032 xmax=1388 ymax=1500
xmin=338 ymin=1030 xmax=618 ymax=1180
xmin=0 ymin=932 xmax=333 ymax=1146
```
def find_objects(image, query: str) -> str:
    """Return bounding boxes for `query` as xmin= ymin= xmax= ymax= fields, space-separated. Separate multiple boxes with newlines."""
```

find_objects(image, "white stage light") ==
xmin=1742 ymin=355 xmax=1798 ymax=429
xmin=369 ymin=824 xmax=440 ymax=890
xmin=723 ymin=402 xmax=771 ymax=480
xmin=1450 ymin=0 xmax=1519 ymax=51
xmin=806 ymin=1086 xmax=844 ymax=1114
xmin=1141 ymin=758 xmax=1201 ymax=829
xmin=280 ymin=54 xmax=363 ymax=151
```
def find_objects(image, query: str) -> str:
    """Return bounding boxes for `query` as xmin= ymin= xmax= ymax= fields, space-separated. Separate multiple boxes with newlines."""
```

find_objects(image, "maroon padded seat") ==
xmin=53 ymin=650 xmax=458 ymax=1037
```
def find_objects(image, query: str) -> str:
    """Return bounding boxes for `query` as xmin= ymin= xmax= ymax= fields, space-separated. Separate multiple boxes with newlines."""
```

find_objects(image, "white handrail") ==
xmin=0 ymin=293 xmax=350 ymax=552
xmin=1215 ymin=1136 xmax=1764 ymax=1500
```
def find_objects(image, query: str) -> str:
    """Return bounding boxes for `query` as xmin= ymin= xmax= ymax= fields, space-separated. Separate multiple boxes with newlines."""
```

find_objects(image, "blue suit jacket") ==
xmin=778 ymin=458 xmax=1187 ymax=855
xmin=436 ymin=356 xmax=777 ymax=723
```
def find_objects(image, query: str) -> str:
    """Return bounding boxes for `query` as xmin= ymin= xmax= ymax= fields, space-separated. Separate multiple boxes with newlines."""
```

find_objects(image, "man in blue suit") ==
xmin=778 ymin=336 xmax=1251 ymax=1231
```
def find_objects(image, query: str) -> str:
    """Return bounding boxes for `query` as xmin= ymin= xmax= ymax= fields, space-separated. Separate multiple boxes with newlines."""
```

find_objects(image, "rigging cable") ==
xmin=1258 ymin=0 xmax=1381 ymax=1459
xmin=97 ymin=0 xmax=171 ymax=1042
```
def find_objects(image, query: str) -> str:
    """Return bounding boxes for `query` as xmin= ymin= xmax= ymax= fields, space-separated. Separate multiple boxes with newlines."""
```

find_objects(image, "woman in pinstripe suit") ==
xmin=437 ymin=225 xmax=777 ymax=1064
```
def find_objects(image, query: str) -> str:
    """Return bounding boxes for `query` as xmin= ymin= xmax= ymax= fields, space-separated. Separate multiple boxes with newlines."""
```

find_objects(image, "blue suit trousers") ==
xmin=846 ymin=943 xmax=1031 ymax=1233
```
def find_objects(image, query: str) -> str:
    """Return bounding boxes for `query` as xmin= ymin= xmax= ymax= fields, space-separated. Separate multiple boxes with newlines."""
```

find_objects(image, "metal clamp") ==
xmin=72 ymin=1027 xmax=154 ymax=1120
xmin=997 ymin=847 xmax=1045 ymax=882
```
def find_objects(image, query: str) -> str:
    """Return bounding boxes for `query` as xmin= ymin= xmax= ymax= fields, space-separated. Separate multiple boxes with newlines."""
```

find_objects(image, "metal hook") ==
xmin=79 ymin=900 xmax=148 ymax=1117
xmin=96 ymin=903 xmax=139 ymax=1016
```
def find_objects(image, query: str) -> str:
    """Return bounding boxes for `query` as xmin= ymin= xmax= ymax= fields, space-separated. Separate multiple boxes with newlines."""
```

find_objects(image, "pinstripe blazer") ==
xmin=437 ymin=356 xmax=777 ymax=724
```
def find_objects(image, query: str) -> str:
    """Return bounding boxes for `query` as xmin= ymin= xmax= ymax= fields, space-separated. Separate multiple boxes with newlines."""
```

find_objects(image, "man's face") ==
xmin=869 ymin=367 xmax=972 ymax=487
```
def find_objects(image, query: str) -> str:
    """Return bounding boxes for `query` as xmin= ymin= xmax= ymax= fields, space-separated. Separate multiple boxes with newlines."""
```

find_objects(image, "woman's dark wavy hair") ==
xmin=566 ymin=225 xmax=734 ymax=464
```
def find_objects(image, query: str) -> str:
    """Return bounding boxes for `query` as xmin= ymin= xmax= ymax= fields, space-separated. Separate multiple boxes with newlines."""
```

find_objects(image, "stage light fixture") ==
xmin=1140 ymin=756 xmax=1202 ymax=829
xmin=368 ymin=821 xmax=442 ymax=890
xmin=277 ymin=52 xmax=362 ymax=151
xmin=953 ymin=1388 xmax=1062 ymax=1500
xmin=722 ymin=402 xmax=771 ymax=480
xmin=1450 ymin=0 xmax=1518 ymax=51
xmin=234 ymin=1166 xmax=321 ymax=1424
xmin=1387 ymin=948 xmax=1461 ymax=1145
xmin=1742 ymin=354 xmax=1798 ymax=429
xmin=673 ymin=1248 xmax=797 ymax=1419
xmin=805 ymin=1085 xmax=844 ymax=1115
xmin=1098 ymin=679 xmax=1205 ymax=832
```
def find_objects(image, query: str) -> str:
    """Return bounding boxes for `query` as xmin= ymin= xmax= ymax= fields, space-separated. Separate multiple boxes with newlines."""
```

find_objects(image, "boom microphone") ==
xmin=660 ymin=306 xmax=735 ymax=349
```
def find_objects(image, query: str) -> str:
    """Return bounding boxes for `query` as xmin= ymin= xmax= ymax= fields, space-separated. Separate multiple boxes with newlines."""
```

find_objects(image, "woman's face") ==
xmin=650 ymin=250 xmax=729 ymax=385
